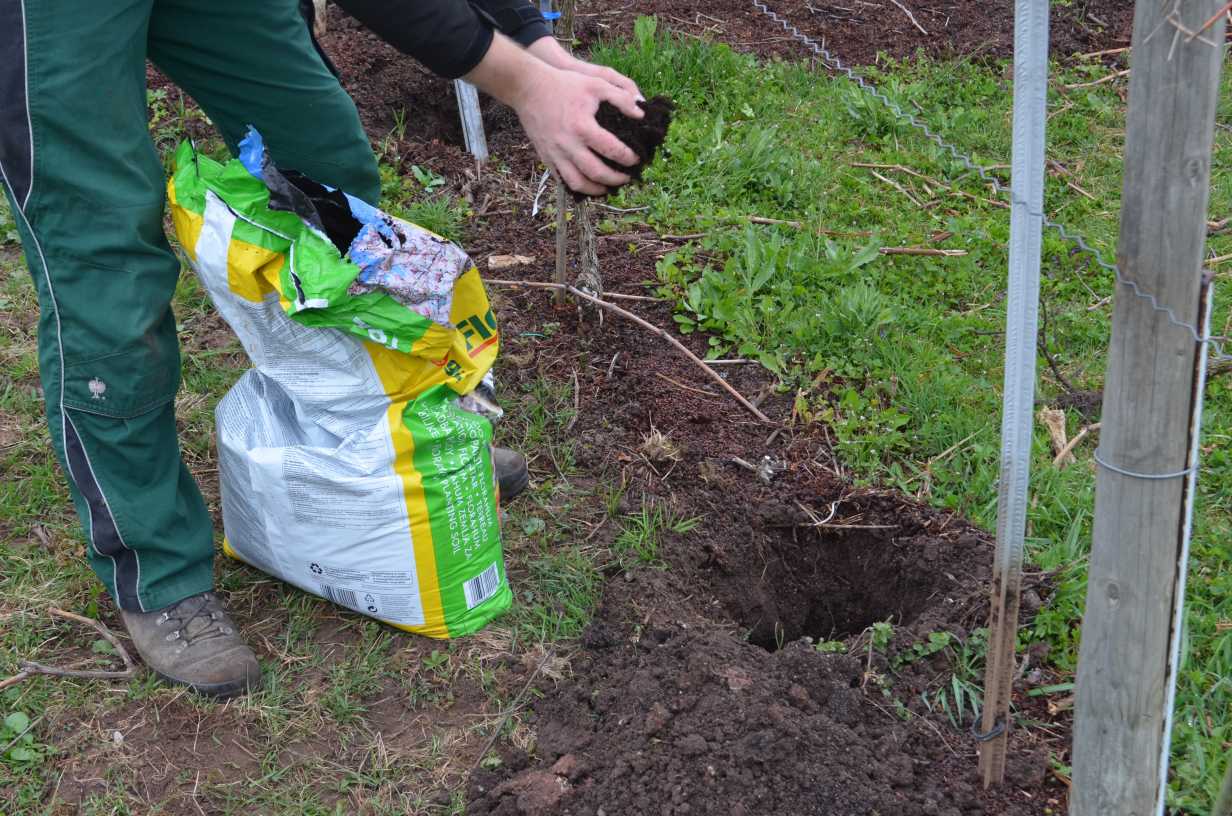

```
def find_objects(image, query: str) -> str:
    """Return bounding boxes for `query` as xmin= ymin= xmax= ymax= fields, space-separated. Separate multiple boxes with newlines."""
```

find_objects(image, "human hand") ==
xmin=511 ymin=65 xmax=645 ymax=196
xmin=466 ymin=34 xmax=643 ymax=195
xmin=526 ymin=37 xmax=642 ymax=99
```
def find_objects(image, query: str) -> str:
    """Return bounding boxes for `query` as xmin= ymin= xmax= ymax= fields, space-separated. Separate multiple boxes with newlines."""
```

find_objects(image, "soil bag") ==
xmin=166 ymin=130 xmax=509 ymax=638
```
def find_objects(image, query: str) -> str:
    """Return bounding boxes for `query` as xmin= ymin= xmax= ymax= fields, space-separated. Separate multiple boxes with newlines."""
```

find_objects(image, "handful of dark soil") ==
xmin=586 ymin=95 xmax=675 ymax=196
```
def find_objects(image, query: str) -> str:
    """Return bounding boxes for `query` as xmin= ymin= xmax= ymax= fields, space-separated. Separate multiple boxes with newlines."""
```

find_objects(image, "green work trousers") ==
xmin=0 ymin=0 xmax=380 ymax=612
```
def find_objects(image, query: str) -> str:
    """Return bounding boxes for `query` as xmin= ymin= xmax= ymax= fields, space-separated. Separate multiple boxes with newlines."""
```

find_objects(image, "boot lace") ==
xmin=156 ymin=592 xmax=235 ymax=651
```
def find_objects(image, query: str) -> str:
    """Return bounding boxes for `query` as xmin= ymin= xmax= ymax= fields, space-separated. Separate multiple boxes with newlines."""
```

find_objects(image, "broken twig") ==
xmin=566 ymin=285 xmax=774 ymax=422
xmin=888 ymin=0 xmax=928 ymax=35
xmin=880 ymin=247 xmax=968 ymax=257
xmin=485 ymin=279 xmax=662 ymax=302
xmin=1052 ymin=423 xmax=1101 ymax=468
xmin=1 ymin=608 xmax=136 ymax=690
xmin=1063 ymin=69 xmax=1130 ymax=90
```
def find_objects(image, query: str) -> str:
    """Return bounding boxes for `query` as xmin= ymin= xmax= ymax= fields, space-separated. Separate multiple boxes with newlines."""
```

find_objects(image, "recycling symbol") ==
xmin=364 ymin=593 xmax=375 ymax=603
xmin=310 ymin=563 xmax=323 ymax=575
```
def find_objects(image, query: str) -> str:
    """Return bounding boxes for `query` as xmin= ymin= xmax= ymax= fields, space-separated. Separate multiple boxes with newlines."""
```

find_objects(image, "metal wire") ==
xmin=750 ymin=0 xmax=1231 ymax=363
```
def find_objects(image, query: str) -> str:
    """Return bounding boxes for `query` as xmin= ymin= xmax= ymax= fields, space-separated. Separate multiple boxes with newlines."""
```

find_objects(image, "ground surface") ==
xmin=2 ymin=1 xmax=1228 ymax=814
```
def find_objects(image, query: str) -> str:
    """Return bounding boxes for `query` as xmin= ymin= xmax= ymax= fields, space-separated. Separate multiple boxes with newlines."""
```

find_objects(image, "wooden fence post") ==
xmin=1070 ymin=2 xmax=1226 ymax=814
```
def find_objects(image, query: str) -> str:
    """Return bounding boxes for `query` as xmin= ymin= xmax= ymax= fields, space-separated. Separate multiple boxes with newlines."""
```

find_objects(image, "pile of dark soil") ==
xmin=595 ymin=96 xmax=676 ymax=183
xmin=470 ymin=633 xmax=1042 ymax=816
xmin=464 ymin=261 xmax=1062 ymax=814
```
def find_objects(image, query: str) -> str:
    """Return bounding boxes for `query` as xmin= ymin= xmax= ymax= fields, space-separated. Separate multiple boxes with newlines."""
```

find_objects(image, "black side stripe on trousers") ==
xmin=0 ymin=0 xmax=33 ymax=207
xmin=64 ymin=416 xmax=142 ymax=611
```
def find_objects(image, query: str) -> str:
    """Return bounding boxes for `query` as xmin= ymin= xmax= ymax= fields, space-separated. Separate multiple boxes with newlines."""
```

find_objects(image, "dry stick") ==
xmin=492 ymin=278 xmax=770 ymax=421
xmin=0 ymin=672 xmax=30 ymax=693
xmin=869 ymin=170 xmax=925 ymax=207
xmin=0 ymin=608 xmax=136 ymax=689
xmin=1048 ymin=161 xmax=1098 ymax=201
xmin=852 ymin=163 xmax=1010 ymax=210
xmin=654 ymin=371 xmax=721 ymax=399
xmin=1064 ymin=68 xmax=1131 ymax=90
xmin=748 ymin=215 xmax=804 ymax=228
xmin=887 ymin=0 xmax=929 ymax=34
xmin=724 ymin=214 xmax=873 ymax=237
xmin=564 ymin=369 xmax=581 ymax=432
xmin=881 ymin=247 xmax=968 ymax=257
xmin=485 ymin=278 xmax=662 ymax=302
xmin=1077 ymin=46 xmax=1132 ymax=59
xmin=1205 ymin=253 xmax=1232 ymax=267
xmin=0 ymin=713 xmax=42 ymax=756
xmin=566 ymin=285 xmax=772 ymax=422
xmin=1194 ymin=2 xmax=1232 ymax=40
xmin=1053 ymin=423 xmax=1101 ymax=468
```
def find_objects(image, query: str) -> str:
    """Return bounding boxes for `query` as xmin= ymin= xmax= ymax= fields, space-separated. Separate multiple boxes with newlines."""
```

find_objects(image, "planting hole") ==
xmin=730 ymin=527 xmax=948 ymax=651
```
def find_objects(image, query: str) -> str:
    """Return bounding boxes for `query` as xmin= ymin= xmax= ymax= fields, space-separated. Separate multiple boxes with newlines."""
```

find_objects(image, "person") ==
xmin=0 ymin=0 xmax=643 ymax=698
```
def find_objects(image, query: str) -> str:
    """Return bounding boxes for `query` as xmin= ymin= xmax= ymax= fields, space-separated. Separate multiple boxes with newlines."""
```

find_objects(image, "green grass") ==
xmin=592 ymin=18 xmax=1231 ymax=812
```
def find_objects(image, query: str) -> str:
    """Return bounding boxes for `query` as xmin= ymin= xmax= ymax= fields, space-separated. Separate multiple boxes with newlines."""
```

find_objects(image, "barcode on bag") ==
xmin=463 ymin=564 xmax=501 ymax=610
xmin=322 ymin=585 xmax=359 ymax=609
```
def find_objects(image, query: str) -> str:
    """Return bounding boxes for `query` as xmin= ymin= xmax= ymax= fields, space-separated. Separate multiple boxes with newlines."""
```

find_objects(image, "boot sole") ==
xmin=152 ymin=669 xmax=260 ymax=699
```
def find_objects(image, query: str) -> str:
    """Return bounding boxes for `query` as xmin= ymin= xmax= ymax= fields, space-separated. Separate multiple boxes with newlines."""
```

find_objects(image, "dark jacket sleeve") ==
xmin=332 ymin=0 xmax=550 ymax=79
xmin=471 ymin=0 xmax=552 ymax=48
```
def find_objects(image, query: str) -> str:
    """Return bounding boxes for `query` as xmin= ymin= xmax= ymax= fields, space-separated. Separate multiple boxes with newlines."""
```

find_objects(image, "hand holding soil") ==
xmin=511 ymin=64 xmax=645 ymax=195
xmin=592 ymin=95 xmax=675 ymax=186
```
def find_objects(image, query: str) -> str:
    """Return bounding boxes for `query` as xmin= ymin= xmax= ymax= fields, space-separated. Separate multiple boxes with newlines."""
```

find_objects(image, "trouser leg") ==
xmin=148 ymin=0 xmax=381 ymax=205
xmin=0 ymin=0 xmax=214 ymax=611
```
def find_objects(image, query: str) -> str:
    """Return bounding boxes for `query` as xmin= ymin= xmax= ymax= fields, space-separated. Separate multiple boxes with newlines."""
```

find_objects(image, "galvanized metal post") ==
xmin=977 ymin=0 xmax=1049 ymax=787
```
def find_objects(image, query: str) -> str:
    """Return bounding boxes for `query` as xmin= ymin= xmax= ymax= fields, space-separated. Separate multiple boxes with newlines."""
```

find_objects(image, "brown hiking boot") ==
xmin=493 ymin=446 xmax=529 ymax=502
xmin=120 ymin=591 xmax=261 ymax=698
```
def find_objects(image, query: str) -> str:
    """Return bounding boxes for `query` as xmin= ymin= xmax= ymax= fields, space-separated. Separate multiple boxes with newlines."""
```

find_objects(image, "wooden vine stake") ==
xmin=1071 ymin=2 xmax=1226 ymax=814
xmin=551 ymin=0 xmax=574 ymax=305
xmin=549 ymin=0 xmax=601 ymax=307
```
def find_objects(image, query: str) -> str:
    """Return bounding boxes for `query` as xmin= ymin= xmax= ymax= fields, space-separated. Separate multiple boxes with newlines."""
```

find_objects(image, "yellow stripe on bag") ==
xmin=365 ymin=343 xmax=448 ymax=637
xmin=167 ymin=178 xmax=204 ymax=264
xmin=226 ymin=240 xmax=282 ymax=303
